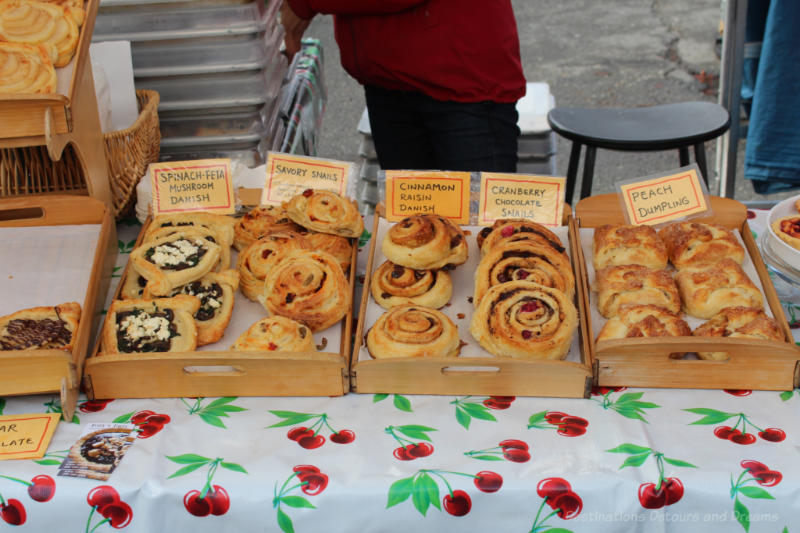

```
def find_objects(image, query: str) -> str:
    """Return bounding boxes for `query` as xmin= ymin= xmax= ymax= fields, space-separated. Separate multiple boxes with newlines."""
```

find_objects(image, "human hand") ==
xmin=280 ymin=0 xmax=311 ymax=61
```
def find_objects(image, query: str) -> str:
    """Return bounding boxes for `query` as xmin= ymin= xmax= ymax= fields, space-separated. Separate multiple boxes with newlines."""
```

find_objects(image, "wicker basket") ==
xmin=0 ymin=89 xmax=160 ymax=219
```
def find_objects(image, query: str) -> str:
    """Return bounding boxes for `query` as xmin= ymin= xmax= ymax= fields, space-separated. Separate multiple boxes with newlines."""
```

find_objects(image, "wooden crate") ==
xmin=350 ymin=205 xmax=594 ymax=398
xmin=0 ymin=195 xmax=116 ymax=420
xmin=574 ymin=194 xmax=800 ymax=390
xmin=83 ymin=192 xmax=356 ymax=398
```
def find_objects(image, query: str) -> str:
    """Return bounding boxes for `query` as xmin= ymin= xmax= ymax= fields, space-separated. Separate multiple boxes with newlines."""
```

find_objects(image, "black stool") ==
xmin=547 ymin=102 xmax=730 ymax=201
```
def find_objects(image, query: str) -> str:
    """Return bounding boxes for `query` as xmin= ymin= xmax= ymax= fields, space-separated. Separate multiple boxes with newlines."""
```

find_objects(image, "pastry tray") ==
xmin=574 ymin=194 xmax=800 ymax=390
xmin=0 ymin=196 xmax=116 ymax=421
xmin=83 ymin=190 xmax=356 ymax=398
xmin=350 ymin=205 xmax=594 ymax=398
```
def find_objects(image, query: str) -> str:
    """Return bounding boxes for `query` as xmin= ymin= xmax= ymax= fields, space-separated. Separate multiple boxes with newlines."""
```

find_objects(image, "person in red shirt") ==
xmin=281 ymin=0 xmax=527 ymax=172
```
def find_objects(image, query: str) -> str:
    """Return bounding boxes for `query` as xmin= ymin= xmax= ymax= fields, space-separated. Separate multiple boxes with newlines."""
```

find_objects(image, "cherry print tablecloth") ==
xmin=1 ymin=210 xmax=799 ymax=533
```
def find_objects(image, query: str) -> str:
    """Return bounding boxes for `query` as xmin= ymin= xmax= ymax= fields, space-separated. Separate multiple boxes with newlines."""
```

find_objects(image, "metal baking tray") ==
xmin=94 ymin=1 xmax=268 ymax=42
xmin=159 ymin=112 xmax=268 ymax=147
xmin=160 ymin=142 xmax=266 ymax=167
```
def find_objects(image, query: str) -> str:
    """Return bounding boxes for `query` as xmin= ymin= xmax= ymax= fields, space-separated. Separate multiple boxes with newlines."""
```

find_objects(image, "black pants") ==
xmin=364 ymin=85 xmax=520 ymax=172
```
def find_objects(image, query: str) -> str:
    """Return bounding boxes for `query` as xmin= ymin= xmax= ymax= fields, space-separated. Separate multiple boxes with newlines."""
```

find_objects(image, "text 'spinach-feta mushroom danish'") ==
xmin=692 ymin=306 xmax=784 ymax=361
xmin=232 ymin=316 xmax=316 ymax=353
xmin=284 ymin=188 xmax=364 ymax=238
xmin=0 ymin=302 xmax=80 ymax=351
xmin=470 ymin=280 xmax=577 ymax=360
xmin=382 ymin=214 xmax=468 ymax=270
xmin=366 ymin=304 xmax=461 ymax=359
xmin=370 ymin=260 xmax=453 ymax=310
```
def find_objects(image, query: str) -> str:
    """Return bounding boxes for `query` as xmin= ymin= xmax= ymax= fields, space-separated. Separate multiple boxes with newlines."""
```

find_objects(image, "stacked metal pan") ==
xmin=93 ymin=0 xmax=288 ymax=166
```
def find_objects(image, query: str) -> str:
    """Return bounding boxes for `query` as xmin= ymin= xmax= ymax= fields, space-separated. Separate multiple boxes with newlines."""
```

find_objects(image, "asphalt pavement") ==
xmin=305 ymin=0 xmax=789 ymax=204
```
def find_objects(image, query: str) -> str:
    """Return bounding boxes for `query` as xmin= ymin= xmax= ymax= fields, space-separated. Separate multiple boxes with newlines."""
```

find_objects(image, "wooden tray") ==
xmin=350 ymin=205 xmax=594 ymax=398
xmin=0 ymin=195 xmax=116 ymax=420
xmin=83 ymin=196 xmax=356 ymax=398
xmin=574 ymin=193 xmax=800 ymax=390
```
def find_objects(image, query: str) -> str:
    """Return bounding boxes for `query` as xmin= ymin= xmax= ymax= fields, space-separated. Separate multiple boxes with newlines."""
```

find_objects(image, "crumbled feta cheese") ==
xmin=206 ymin=297 xmax=221 ymax=309
xmin=118 ymin=311 xmax=170 ymax=341
xmin=149 ymin=239 xmax=201 ymax=267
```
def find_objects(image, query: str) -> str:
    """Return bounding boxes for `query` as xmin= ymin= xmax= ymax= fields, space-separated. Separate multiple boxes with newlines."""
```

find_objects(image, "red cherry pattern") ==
xmin=551 ymin=490 xmax=583 ymax=519
xmin=548 ymin=412 xmax=588 ymax=437
xmin=482 ymin=396 xmax=516 ymax=410
xmin=87 ymin=485 xmax=120 ymax=509
xmin=299 ymin=472 xmax=329 ymax=496
xmin=130 ymin=410 xmax=171 ymax=439
xmin=442 ymin=489 xmax=471 ymax=516
xmin=637 ymin=477 xmax=684 ymax=509
xmin=0 ymin=499 xmax=26 ymax=526
xmin=27 ymin=475 xmax=56 ymax=502
xmin=724 ymin=389 xmax=752 ymax=396
xmin=287 ymin=425 xmax=355 ymax=449
xmin=473 ymin=471 xmax=503 ymax=493
xmin=183 ymin=490 xmax=212 ymax=517
xmin=86 ymin=486 xmax=132 ymax=529
xmin=502 ymin=448 xmax=531 ymax=462
xmin=101 ymin=501 xmax=133 ymax=528
xmin=330 ymin=430 xmax=356 ymax=444
xmin=758 ymin=428 xmax=786 ymax=442
xmin=537 ymin=477 xmax=571 ymax=500
xmin=298 ymin=434 xmax=326 ymax=449
xmin=79 ymin=399 xmax=114 ymax=413
xmin=591 ymin=386 xmax=627 ymax=396
xmin=741 ymin=460 xmax=783 ymax=487
xmin=206 ymin=485 xmax=231 ymax=516
xmin=498 ymin=439 xmax=528 ymax=451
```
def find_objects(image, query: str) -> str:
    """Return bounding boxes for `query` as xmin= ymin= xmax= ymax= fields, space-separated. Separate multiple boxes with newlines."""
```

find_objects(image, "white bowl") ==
xmin=766 ymin=195 xmax=800 ymax=268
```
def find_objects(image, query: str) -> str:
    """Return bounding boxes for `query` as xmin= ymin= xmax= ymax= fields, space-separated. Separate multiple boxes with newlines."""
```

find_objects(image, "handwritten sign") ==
xmin=261 ymin=153 xmax=353 ymax=205
xmin=151 ymin=159 xmax=234 ymax=216
xmin=384 ymin=171 xmax=471 ymax=224
xmin=0 ymin=414 xmax=59 ymax=460
xmin=478 ymin=173 xmax=565 ymax=226
xmin=619 ymin=168 xmax=708 ymax=225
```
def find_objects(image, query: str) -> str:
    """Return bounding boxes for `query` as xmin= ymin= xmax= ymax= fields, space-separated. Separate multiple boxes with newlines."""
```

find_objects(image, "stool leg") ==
xmin=694 ymin=142 xmax=709 ymax=185
xmin=580 ymin=145 xmax=596 ymax=199
xmin=565 ymin=142 xmax=582 ymax=204
xmin=679 ymin=147 xmax=690 ymax=167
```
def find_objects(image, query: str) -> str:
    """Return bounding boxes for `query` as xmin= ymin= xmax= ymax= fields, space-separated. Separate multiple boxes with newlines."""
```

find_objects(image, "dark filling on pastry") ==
xmin=285 ymin=293 xmax=295 ymax=303
xmin=145 ymin=241 xmax=207 ymax=270
xmin=79 ymin=434 xmax=128 ymax=465
xmin=116 ymin=309 xmax=176 ymax=353
xmin=414 ymin=270 xmax=426 ymax=280
xmin=160 ymin=221 xmax=193 ymax=228
xmin=479 ymin=227 xmax=493 ymax=239
xmin=391 ymin=265 xmax=405 ymax=278
xmin=501 ymin=250 xmax=547 ymax=261
xmin=515 ymin=227 xmax=565 ymax=253
xmin=313 ymin=272 xmax=327 ymax=292
xmin=450 ymin=234 xmax=463 ymax=248
xmin=180 ymin=282 xmax=223 ymax=321
xmin=0 ymin=318 xmax=71 ymax=350
xmin=137 ymin=276 xmax=147 ymax=288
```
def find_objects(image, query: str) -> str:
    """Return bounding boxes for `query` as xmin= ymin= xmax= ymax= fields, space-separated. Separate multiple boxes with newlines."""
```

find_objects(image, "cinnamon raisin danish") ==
xmin=370 ymin=260 xmax=452 ymax=309
xmin=382 ymin=214 xmax=468 ymax=270
xmin=366 ymin=304 xmax=461 ymax=359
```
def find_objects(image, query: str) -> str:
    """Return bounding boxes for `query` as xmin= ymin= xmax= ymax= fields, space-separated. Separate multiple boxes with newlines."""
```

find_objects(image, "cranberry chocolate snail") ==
xmin=470 ymin=280 xmax=577 ymax=360
xmin=370 ymin=260 xmax=453 ymax=310
xmin=592 ymin=224 xmax=668 ymax=270
xmin=366 ymin=304 xmax=461 ymax=359
xmin=0 ymin=302 xmax=80 ymax=351
xmin=382 ymin=214 xmax=468 ymax=270
xmin=473 ymin=240 xmax=574 ymax=304
xmin=692 ymin=306 xmax=784 ymax=361
xmin=476 ymin=219 xmax=567 ymax=259
xmin=232 ymin=316 xmax=316 ymax=353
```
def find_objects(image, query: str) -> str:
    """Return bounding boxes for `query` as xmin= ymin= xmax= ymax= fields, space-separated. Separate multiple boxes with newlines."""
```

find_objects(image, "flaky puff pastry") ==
xmin=367 ymin=304 xmax=460 ymax=359
xmin=693 ymin=306 xmax=784 ymax=361
xmin=147 ymin=212 xmax=235 ymax=249
xmin=675 ymin=259 xmax=762 ymax=319
xmin=144 ymin=224 xmax=231 ymax=271
xmin=0 ymin=42 xmax=55 ymax=94
xmin=232 ymin=316 xmax=315 ymax=353
xmin=658 ymin=221 xmax=744 ymax=269
xmin=0 ymin=302 xmax=80 ymax=351
xmin=100 ymin=295 xmax=200 ymax=355
xmin=304 ymin=232 xmax=353 ymax=273
xmin=470 ymin=280 xmax=577 ymax=360
xmin=596 ymin=304 xmax=691 ymax=358
xmin=476 ymin=219 xmax=566 ymax=258
xmin=284 ymin=189 xmax=364 ymax=238
xmin=382 ymin=214 xmax=468 ymax=270
xmin=147 ymin=270 xmax=240 ymax=346
xmin=772 ymin=215 xmax=800 ymax=251
xmin=371 ymin=260 xmax=452 ymax=310
xmin=130 ymin=229 xmax=221 ymax=297
xmin=237 ymin=231 xmax=308 ymax=301
xmin=262 ymin=250 xmax=351 ymax=332
xmin=233 ymin=205 xmax=305 ymax=251
xmin=474 ymin=241 xmax=574 ymax=304
xmin=592 ymin=224 xmax=668 ymax=270
xmin=595 ymin=264 xmax=680 ymax=318
xmin=0 ymin=0 xmax=82 ymax=67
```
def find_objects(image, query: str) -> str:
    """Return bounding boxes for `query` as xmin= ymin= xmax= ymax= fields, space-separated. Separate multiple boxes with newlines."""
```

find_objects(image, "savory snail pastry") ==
xmin=366 ymin=304 xmax=460 ymax=359
xmin=658 ymin=221 xmax=745 ymax=269
xmin=233 ymin=205 xmax=305 ymax=251
xmin=146 ymin=270 xmax=240 ymax=346
xmin=595 ymin=264 xmax=680 ymax=318
xmin=476 ymin=219 xmax=566 ymax=259
xmin=129 ymin=229 xmax=221 ymax=297
xmin=675 ymin=259 xmax=763 ymax=319
xmin=474 ymin=240 xmax=574 ymax=304
xmin=303 ymin=231 xmax=353 ymax=273
xmin=0 ymin=302 xmax=80 ymax=351
xmin=382 ymin=214 xmax=468 ymax=270
xmin=470 ymin=280 xmax=577 ymax=360
xmin=693 ymin=306 xmax=784 ymax=361
xmin=0 ymin=42 xmax=56 ymax=95
xmin=232 ymin=316 xmax=316 ymax=353
xmin=144 ymin=223 xmax=231 ymax=271
xmin=262 ymin=250 xmax=351 ymax=332
xmin=237 ymin=231 xmax=308 ymax=301
xmin=370 ymin=260 xmax=452 ymax=310
xmin=283 ymin=188 xmax=364 ymax=238
xmin=0 ymin=0 xmax=82 ymax=67
xmin=592 ymin=224 xmax=668 ymax=271
xmin=101 ymin=295 xmax=200 ymax=354
xmin=771 ymin=215 xmax=800 ymax=251
xmin=596 ymin=304 xmax=691 ymax=358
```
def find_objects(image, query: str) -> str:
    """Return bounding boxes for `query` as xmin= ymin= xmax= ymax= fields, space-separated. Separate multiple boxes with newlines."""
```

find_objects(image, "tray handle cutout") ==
xmin=442 ymin=365 xmax=501 ymax=375
xmin=0 ymin=207 xmax=45 ymax=222
xmin=183 ymin=365 xmax=246 ymax=377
